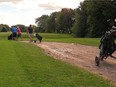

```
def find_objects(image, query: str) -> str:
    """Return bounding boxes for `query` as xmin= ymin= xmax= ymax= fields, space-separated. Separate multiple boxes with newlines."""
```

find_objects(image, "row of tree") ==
xmin=0 ymin=24 xmax=10 ymax=32
xmin=35 ymin=0 xmax=116 ymax=37
xmin=72 ymin=0 xmax=116 ymax=37
xmin=1 ymin=0 xmax=116 ymax=37
xmin=35 ymin=8 xmax=75 ymax=34
xmin=0 ymin=24 xmax=38 ymax=32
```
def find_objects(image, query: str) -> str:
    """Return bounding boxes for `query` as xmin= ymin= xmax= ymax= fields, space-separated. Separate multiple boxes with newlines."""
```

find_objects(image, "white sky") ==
xmin=0 ymin=0 xmax=84 ymax=26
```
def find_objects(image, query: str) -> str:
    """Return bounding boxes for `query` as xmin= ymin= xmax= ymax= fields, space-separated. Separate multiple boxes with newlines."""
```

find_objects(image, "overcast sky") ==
xmin=0 ymin=0 xmax=84 ymax=26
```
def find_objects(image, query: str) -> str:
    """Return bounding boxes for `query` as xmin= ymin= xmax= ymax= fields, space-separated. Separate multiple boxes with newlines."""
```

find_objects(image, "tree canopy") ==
xmin=0 ymin=24 xmax=10 ymax=32
xmin=72 ymin=0 xmax=116 ymax=37
xmin=35 ymin=0 xmax=116 ymax=37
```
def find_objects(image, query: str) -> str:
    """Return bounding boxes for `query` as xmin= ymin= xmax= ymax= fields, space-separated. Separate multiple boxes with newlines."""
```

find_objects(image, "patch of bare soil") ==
xmin=22 ymin=41 xmax=116 ymax=84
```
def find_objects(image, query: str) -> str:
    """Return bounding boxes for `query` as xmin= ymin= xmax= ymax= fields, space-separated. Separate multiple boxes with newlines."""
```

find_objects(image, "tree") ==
xmin=35 ymin=8 xmax=75 ymax=34
xmin=35 ymin=15 xmax=48 ymax=32
xmin=0 ymin=24 xmax=10 ymax=32
xmin=72 ymin=0 xmax=116 ymax=37
xmin=15 ymin=24 xmax=27 ymax=32
xmin=11 ymin=24 xmax=27 ymax=32
xmin=56 ymin=8 xmax=75 ymax=33
xmin=72 ymin=2 xmax=88 ymax=37
xmin=45 ymin=12 xmax=57 ymax=33
xmin=86 ymin=0 xmax=116 ymax=37
xmin=1 ymin=27 xmax=7 ymax=32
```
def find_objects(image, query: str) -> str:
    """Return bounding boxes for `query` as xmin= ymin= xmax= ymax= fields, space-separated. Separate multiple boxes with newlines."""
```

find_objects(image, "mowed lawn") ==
xmin=0 ymin=32 xmax=115 ymax=87
xmin=0 ymin=32 xmax=100 ymax=46
xmin=0 ymin=40 xmax=115 ymax=87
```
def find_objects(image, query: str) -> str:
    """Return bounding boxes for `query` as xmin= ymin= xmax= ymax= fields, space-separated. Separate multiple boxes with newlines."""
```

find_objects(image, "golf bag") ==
xmin=34 ymin=33 xmax=42 ymax=43
xmin=8 ymin=34 xmax=13 ymax=40
xmin=95 ymin=29 xmax=116 ymax=66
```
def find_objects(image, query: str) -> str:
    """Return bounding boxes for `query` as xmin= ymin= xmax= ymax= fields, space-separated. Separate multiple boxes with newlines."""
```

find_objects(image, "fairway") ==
xmin=0 ymin=40 xmax=115 ymax=87
xmin=0 ymin=0 xmax=116 ymax=86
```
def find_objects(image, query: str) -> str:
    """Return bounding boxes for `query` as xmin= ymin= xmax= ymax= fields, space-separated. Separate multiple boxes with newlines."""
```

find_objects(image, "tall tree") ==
xmin=35 ymin=15 xmax=48 ymax=32
xmin=56 ymin=8 xmax=75 ymax=33
xmin=45 ymin=12 xmax=57 ymax=33
xmin=72 ymin=0 xmax=116 ymax=37
xmin=0 ymin=24 xmax=10 ymax=32
xmin=72 ymin=1 xmax=88 ymax=37
xmin=86 ymin=0 xmax=116 ymax=37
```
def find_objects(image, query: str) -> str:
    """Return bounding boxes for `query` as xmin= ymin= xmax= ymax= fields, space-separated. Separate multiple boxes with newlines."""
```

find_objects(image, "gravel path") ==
xmin=21 ymin=41 xmax=116 ymax=84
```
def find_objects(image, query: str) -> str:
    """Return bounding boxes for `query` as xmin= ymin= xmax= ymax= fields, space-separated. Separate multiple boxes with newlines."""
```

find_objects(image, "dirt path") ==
xmin=22 ymin=41 xmax=116 ymax=84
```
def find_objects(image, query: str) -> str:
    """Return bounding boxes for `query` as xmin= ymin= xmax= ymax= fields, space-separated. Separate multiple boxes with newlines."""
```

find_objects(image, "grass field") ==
xmin=0 ymin=32 xmax=100 ymax=46
xmin=36 ymin=33 xmax=100 ymax=46
xmin=0 ymin=32 xmax=115 ymax=87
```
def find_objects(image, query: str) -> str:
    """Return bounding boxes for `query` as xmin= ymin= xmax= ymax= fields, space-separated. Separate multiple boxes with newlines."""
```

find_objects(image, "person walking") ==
xmin=27 ymin=24 xmax=33 ymax=42
xmin=11 ymin=26 xmax=17 ymax=40
xmin=17 ymin=26 xmax=22 ymax=40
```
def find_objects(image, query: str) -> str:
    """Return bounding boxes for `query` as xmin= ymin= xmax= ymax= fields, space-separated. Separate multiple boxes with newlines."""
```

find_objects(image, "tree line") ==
xmin=35 ymin=0 xmax=116 ymax=37
xmin=0 ymin=24 xmax=38 ymax=33
xmin=1 ymin=0 xmax=115 ymax=38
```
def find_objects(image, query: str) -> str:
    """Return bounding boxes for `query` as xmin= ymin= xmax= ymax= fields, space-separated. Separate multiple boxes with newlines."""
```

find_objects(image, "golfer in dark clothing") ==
xmin=28 ymin=25 xmax=33 ymax=42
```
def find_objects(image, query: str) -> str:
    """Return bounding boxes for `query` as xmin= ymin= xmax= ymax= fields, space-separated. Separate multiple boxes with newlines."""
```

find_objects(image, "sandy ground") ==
xmin=22 ymin=41 xmax=116 ymax=84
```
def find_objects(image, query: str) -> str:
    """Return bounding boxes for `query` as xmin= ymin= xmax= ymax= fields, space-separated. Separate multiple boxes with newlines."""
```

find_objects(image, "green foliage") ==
xmin=45 ymin=12 xmax=57 ymax=33
xmin=10 ymin=24 xmax=39 ymax=33
xmin=0 ymin=24 xmax=10 ymax=32
xmin=35 ymin=8 xmax=75 ymax=34
xmin=45 ymin=16 xmax=55 ymax=33
xmin=11 ymin=24 xmax=28 ymax=32
xmin=35 ymin=15 xmax=49 ymax=33
xmin=1 ymin=27 xmax=7 ymax=32
xmin=72 ymin=0 xmax=116 ymax=37
xmin=56 ymin=8 xmax=74 ymax=33
xmin=72 ymin=2 xmax=88 ymax=37
xmin=16 ymin=24 xmax=27 ymax=32
xmin=86 ymin=1 xmax=107 ymax=37
xmin=35 ymin=1 xmax=116 ymax=37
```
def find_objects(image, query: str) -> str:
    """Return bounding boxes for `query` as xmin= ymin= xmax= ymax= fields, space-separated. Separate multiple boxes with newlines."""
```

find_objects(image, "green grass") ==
xmin=0 ymin=32 xmax=100 ymax=46
xmin=38 ymin=33 xmax=100 ymax=46
xmin=44 ymin=37 xmax=100 ymax=46
xmin=16 ymin=32 xmax=101 ymax=46
xmin=0 ymin=40 xmax=115 ymax=87
xmin=0 ymin=32 xmax=115 ymax=87
xmin=0 ymin=32 xmax=10 ymax=40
